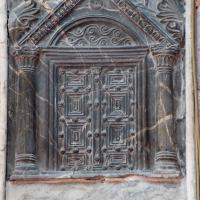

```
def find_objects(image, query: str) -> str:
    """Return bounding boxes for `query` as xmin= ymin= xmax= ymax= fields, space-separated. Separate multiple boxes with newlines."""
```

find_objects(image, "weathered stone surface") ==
xmin=6 ymin=179 xmax=186 ymax=200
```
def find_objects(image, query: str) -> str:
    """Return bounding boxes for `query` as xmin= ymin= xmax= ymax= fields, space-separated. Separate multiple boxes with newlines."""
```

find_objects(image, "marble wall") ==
xmin=6 ymin=179 xmax=186 ymax=200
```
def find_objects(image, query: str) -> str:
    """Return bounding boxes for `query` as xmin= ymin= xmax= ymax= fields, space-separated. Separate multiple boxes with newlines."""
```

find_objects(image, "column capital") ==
xmin=14 ymin=46 xmax=39 ymax=73
xmin=151 ymin=45 xmax=180 ymax=73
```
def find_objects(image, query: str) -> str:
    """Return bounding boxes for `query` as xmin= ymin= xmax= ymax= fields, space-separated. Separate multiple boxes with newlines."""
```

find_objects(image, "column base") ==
xmin=154 ymin=151 xmax=180 ymax=176
xmin=13 ymin=154 xmax=39 ymax=176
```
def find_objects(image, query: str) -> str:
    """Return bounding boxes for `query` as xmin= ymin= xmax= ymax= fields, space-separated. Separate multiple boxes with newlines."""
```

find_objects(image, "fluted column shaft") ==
xmin=14 ymin=47 xmax=39 ymax=175
xmin=152 ymin=45 xmax=180 ymax=175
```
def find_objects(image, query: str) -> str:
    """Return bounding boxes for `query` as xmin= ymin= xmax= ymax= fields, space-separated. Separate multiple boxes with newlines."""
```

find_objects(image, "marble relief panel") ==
xmin=7 ymin=0 xmax=186 ymax=179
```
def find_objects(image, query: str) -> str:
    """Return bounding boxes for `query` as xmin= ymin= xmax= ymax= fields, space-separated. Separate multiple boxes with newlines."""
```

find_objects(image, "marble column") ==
xmin=152 ymin=45 xmax=180 ymax=175
xmin=13 ymin=47 xmax=39 ymax=175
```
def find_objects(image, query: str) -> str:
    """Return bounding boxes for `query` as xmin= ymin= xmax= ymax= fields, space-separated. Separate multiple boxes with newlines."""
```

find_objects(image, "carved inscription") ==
xmin=56 ymin=66 xmax=141 ymax=171
xmin=111 ymin=0 xmax=173 ymax=44
xmin=24 ymin=0 xmax=84 ymax=44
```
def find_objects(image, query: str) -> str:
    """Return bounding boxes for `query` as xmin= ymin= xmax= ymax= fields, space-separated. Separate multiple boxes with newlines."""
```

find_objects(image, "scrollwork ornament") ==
xmin=8 ymin=0 xmax=40 ymax=44
xmin=90 ymin=0 xmax=104 ymax=10
xmin=157 ymin=0 xmax=185 ymax=44
xmin=57 ymin=23 xmax=135 ymax=47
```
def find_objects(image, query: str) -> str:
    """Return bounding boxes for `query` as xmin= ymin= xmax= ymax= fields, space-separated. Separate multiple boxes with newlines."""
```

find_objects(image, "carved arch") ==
xmin=49 ymin=17 xmax=146 ymax=47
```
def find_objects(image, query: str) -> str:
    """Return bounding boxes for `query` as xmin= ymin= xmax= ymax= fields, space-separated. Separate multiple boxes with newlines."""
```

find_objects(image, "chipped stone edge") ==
xmin=185 ymin=1 xmax=197 ymax=200
xmin=0 ymin=0 xmax=7 ymax=200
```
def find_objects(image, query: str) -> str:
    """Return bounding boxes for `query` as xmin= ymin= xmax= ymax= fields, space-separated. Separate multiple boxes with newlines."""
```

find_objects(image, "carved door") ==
xmin=57 ymin=65 xmax=137 ymax=172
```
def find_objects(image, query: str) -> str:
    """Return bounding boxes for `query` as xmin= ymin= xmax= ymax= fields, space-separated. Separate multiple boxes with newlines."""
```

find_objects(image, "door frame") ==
xmin=37 ymin=46 xmax=149 ymax=175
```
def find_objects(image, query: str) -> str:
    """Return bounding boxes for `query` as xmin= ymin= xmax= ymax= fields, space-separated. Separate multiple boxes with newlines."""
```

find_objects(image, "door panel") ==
xmin=56 ymin=66 xmax=138 ymax=171
xmin=57 ymin=67 xmax=93 ymax=171
xmin=100 ymin=67 xmax=136 ymax=170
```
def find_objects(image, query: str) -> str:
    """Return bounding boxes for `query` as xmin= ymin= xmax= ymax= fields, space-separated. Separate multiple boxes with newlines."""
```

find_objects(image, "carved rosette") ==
xmin=13 ymin=47 xmax=39 ymax=176
xmin=152 ymin=45 xmax=180 ymax=175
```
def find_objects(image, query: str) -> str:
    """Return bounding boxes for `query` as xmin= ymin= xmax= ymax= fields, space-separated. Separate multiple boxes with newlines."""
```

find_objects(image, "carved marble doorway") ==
xmin=38 ymin=48 xmax=148 ymax=174
xmin=7 ymin=0 xmax=184 ymax=179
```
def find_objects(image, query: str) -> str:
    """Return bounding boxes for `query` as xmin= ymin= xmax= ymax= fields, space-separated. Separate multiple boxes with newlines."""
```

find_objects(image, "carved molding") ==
xmin=154 ymin=151 xmax=180 ymax=175
xmin=14 ymin=154 xmax=38 ymax=175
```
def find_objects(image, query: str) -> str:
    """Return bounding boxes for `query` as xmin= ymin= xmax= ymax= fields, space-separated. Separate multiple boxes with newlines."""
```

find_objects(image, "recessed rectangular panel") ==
xmin=66 ymin=154 xmax=86 ymax=167
xmin=108 ymin=154 xmax=127 ymax=166
xmin=66 ymin=75 xmax=86 ymax=86
xmin=108 ymin=123 xmax=127 ymax=146
xmin=66 ymin=123 xmax=86 ymax=148
xmin=65 ymin=94 xmax=85 ymax=116
xmin=108 ymin=74 xmax=128 ymax=86
xmin=109 ymin=93 xmax=128 ymax=116
xmin=57 ymin=67 xmax=92 ymax=171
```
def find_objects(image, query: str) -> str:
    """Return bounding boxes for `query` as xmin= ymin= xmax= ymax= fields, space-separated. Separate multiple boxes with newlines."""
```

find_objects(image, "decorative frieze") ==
xmin=56 ymin=22 xmax=136 ymax=47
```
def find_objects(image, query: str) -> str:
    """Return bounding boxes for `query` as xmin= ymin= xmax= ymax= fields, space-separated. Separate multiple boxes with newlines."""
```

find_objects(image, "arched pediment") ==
xmin=8 ymin=0 xmax=184 ymax=47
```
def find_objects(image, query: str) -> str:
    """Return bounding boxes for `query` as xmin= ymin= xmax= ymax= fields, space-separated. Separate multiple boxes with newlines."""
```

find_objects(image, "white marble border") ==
xmin=186 ymin=1 xmax=197 ymax=200
xmin=0 ymin=0 xmax=7 ymax=200
xmin=0 ymin=0 xmax=197 ymax=200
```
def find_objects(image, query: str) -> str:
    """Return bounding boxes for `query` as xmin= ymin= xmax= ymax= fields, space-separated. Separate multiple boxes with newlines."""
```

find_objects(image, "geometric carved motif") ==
xmin=57 ymin=66 xmax=142 ymax=171
xmin=57 ymin=67 xmax=92 ymax=171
